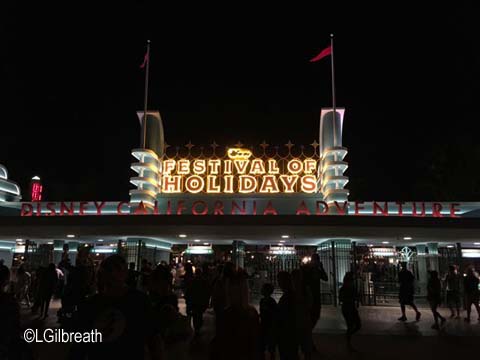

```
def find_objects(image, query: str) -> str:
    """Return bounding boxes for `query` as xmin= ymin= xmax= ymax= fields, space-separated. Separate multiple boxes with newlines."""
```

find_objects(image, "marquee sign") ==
xmin=15 ymin=200 xmax=467 ymax=217
xmin=159 ymin=147 xmax=317 ymax=194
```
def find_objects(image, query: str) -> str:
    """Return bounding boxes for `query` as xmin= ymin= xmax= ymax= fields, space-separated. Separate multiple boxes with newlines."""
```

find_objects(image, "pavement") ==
xmin=17 ymin=298 xmax=480 ymax=359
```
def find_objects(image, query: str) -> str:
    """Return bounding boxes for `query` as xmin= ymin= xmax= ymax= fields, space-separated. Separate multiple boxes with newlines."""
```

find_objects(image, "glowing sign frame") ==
xmin=159 ymin=148 xmax=319 ymax=194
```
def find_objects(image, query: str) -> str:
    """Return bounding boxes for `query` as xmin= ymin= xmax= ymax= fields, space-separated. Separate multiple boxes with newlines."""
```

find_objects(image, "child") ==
xmin=260 ymin=283 xmax=278 ymax=360
xmin=427 ymin=270 xmax=446 ymax=329
xmin=339 ymin=272 xmax=361 ymax=351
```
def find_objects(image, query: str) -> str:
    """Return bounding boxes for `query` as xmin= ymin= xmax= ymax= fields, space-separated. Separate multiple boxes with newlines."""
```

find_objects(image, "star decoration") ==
xmin=310 ymin=140 xmax=319 ymax=149
xmin=259 ymin=140 xmax=269 ymax=150
xmin=185 ymin=141 xmax=195 ymax=150
xmin=210 ymin=141 xmax=219 ymax=150
xmin=164 ymin=142 xmax=171 ymax=150
xmin=285 ymin=140 xmax=294 ymax=150
xmin=234 ymin=141 xmax=244 ymax=148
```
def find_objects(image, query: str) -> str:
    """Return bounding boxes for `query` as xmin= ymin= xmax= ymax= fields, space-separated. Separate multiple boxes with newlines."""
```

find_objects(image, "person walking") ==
xmin=427 ymin=270 xmax=446 ymax=330
xmin=339 ymin=272 xmax=361 ymax=351
xmin=444 ymin=265 xmax=462 ymax=318
xmin=15 ymin=265 xmax=31 ymax=307
xmin=397 ymin=262 xmax=421 ymax=322
xmin=464 ymin=267 xmax=480 ymax=323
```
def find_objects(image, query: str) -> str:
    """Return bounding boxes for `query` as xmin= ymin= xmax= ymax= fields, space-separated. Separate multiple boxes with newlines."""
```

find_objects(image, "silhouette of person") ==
xmin=302 ymin=253 xmax=327 ymax=354
xmin=39 ymin=263 xmax=58 ymax=319
xmin=463 ymin=267 xmax=480 ymax=322
xmin=70 ymin=255 xmax=163 ymax=360
xmin=259 ymin=283 xmax=278 ymax=360
xmin=211 ymin=262 xmax=235 ymax=330
xmin=339 ymin=272 xmax=361 ymax=351
xmin=277 ymin=271 xmax=299 ymax=360
xmin=427 ymin=270 xmax=446 ymax=329
xmin=0 ymin=264 xmax=20 ymax=358
xmin=444 ymin=265 xmax=461 ymax=318
xmin=0 ymin=264 xmax=33 ymax=360
xmin=292 ymin=269 xmax=313 ymax=360
xmin=126 ymin=262 xmax=139 ymax=290
xmin=397 ymin=262 xmax=421 ymax=321
xmin=210 ymin=270 xmax=260 ymax=360
xmin=302 ymin=254 xmax=328 ymax=330
xmin=188 ymin=267 xmax=211 ymax=336
xmin=15 ymin=265 xmax=31 ymax=307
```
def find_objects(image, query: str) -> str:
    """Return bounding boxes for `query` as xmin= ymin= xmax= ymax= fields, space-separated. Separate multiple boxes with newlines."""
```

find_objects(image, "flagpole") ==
xmin=142 ymin=40 xmax=151 ymax=149
xmin=330 ymin=34 xmax=337 ymax=147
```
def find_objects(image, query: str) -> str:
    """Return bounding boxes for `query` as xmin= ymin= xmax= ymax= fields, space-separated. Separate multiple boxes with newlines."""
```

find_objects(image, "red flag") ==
xmin=140 ymin=52 xmax=149 ymax=69
xmin=309 ymin=45 xmax=332 ymax=62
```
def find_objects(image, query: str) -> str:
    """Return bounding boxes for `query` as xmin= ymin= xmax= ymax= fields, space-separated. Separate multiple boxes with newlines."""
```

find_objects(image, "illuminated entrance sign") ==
xmin=16 ymin=200 xmax=466 ymax=218
xmin=160 ymin=148 xmax=318 ymax=194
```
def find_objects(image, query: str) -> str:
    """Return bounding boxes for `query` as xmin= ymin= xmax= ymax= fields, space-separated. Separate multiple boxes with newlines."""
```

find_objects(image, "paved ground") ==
xmin=18 ymin=299 xmax=480 ymax=359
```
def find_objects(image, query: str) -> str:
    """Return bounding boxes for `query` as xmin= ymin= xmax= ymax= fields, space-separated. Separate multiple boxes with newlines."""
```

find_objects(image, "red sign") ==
xmin=18 ymin=200 xmax=463 ymax=218
xmin=31 ymin=183 xmax=43 ymax=201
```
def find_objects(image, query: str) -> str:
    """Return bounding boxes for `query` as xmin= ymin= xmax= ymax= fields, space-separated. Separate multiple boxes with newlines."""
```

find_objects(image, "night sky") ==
xmin=1 ymin=4 xmax=479 ymax=202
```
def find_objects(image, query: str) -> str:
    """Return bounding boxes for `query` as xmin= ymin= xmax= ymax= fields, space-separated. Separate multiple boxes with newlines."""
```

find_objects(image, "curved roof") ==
xmin=0 ymin=164 xmax=21 ymax=201
xmin=0 ymin=164 xmax=8 ymax=179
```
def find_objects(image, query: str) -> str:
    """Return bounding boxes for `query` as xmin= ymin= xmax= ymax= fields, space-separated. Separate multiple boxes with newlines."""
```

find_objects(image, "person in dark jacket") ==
xmin=397 ymin=262 xmax=421 ymax=321
xmin=339 ymin=272 xmax=361 ymax=351
xmin=464 ymin=267 xmax=480 ymax=322
xmin=427 ymin=271 xmax=446 ymax=330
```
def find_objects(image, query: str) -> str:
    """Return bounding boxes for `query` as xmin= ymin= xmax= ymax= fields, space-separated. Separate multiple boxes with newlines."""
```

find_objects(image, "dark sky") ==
xmin=1 ymin=4 xmax=479 ymax=202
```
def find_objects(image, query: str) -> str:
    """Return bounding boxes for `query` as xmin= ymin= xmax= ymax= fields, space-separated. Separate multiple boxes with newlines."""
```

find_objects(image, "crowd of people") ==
xmin=397 ymin=262 xmax=480 ymax=329
xmin=0 ymin=254 xmax=479 ymax=359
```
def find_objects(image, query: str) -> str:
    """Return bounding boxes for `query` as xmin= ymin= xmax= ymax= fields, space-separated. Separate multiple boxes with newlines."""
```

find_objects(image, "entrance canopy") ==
xmin=1 ymin=213 xmax=479 ymax=247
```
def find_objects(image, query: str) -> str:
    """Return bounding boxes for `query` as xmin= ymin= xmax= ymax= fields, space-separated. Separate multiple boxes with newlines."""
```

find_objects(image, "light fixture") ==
xmin=179 ymin=234 xmax=187 ymax=238
xmin=203 ymin=242 xmax=209 ymax=246
xmin=97 ymin=239 xmax=104 ymax=242
xmin=474 ymin=242 xmax=480 ymax=245
xmin=47 ymin=241 xmax=53 ymax=245
xmin=281 ymin=235 xmax=289 ymax=239
xmin=278 ymin=243 xmax=284 ymax=246
xmin=16 ymin=238 xmax=23 ymax=242
xmin=382 ymin=241 xmax=389 ymax=244
xmin=194 ymin=239 xmax=200 ymax=243
xmin=403 ymin=237 xmax=412 ymax=240
xmin=109 ymin=244 xmax=115 ymax=247
xmin=67 ymin=234 xmax=75 ymax=238
xmin=447 ymin=245 xmax=454 ymax=248
xmin=279 ymin=240 xmax=286 ymax=243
